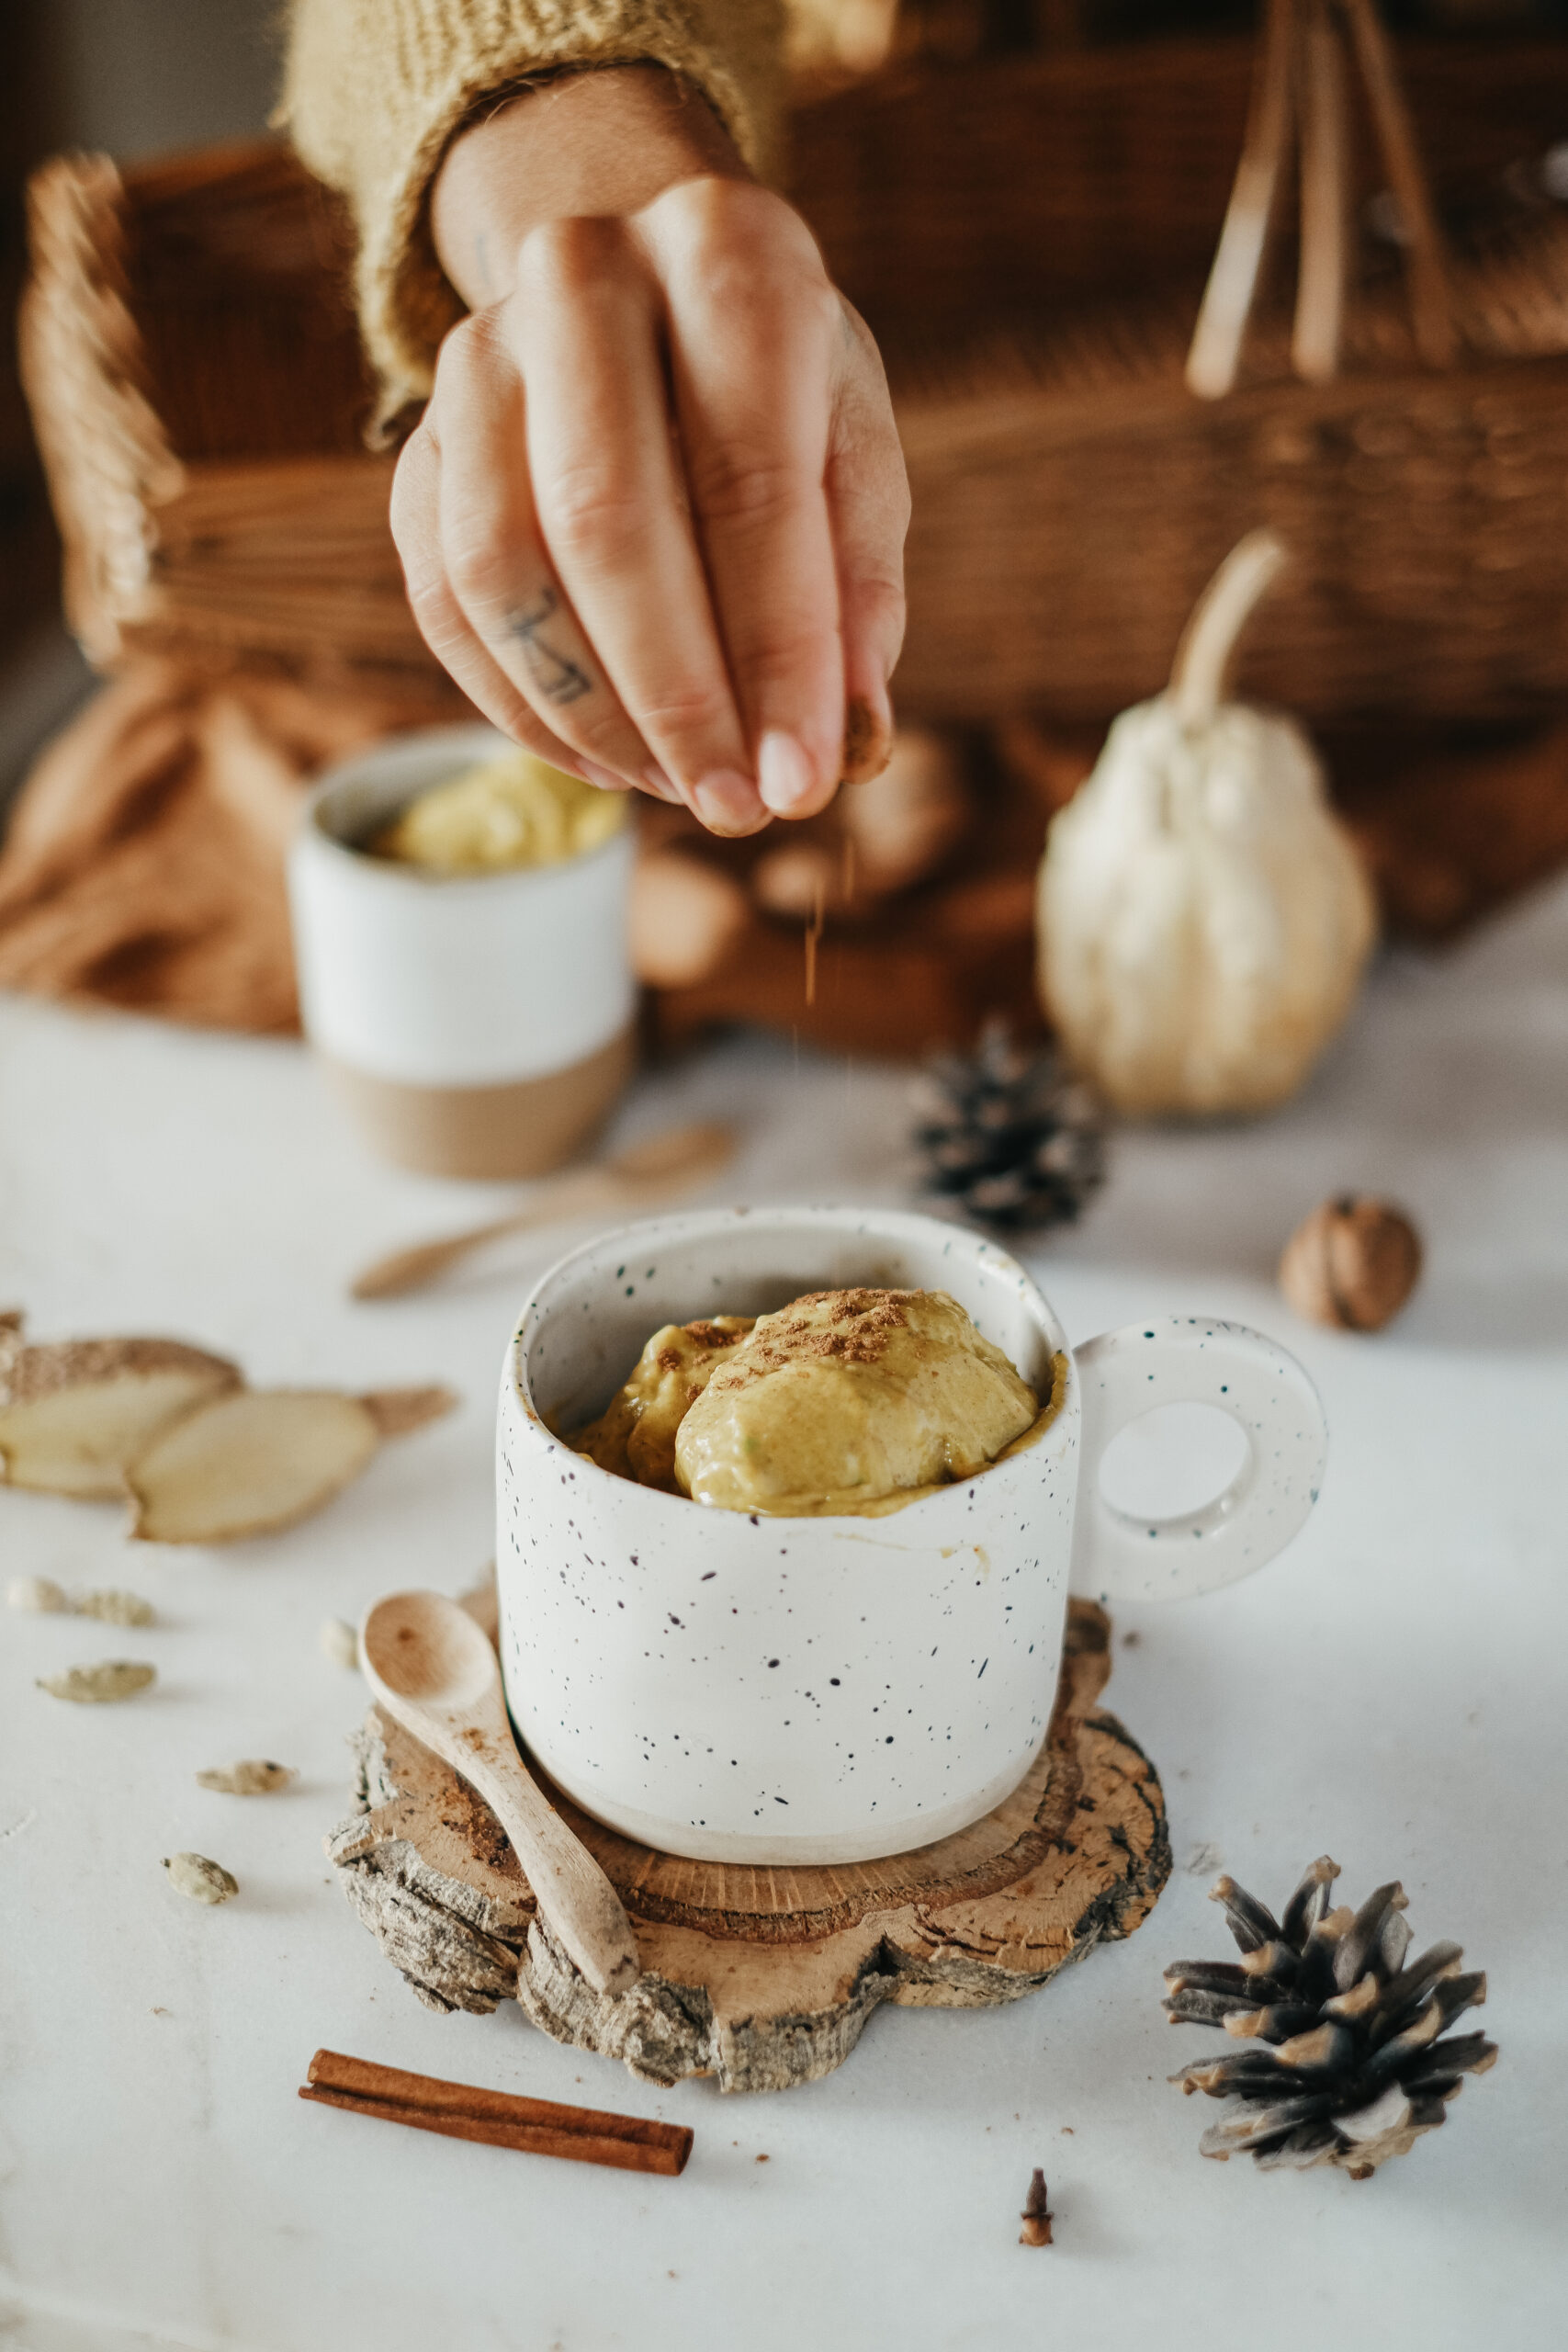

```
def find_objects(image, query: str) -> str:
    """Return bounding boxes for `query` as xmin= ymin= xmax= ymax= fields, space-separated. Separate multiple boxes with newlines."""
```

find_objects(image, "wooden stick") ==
xmin=1187 ymin=0 xmax=1297 ymax=400
xmin=1292 ymin=0 xmax=1350 ymax=384
xmin=1336 ymin=0 xmax=1457 ymax=369
xmin=299 ymin=2051 xmax=693 ymax=2177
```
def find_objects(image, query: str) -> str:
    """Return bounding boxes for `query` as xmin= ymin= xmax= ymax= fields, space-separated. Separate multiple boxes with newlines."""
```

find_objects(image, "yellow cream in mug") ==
xmin=569 ymin=1287 xmax=1055 ymax=1517
xmin=372 ymin=749 xmax=626 ymax=873
xmin=569 ymin=1317 xmax=754 ymax=1494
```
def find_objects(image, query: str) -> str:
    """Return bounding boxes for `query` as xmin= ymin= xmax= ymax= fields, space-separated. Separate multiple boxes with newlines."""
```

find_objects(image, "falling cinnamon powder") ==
xmin=804 ymin=871 xmax=826 ymax=1007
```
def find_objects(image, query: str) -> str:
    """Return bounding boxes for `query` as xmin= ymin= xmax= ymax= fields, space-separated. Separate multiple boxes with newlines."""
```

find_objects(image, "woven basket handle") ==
xmin=1292 ymin=0 xmax=1351 ymax=384
xmin=1187 ymin=0 xmax=1457 ymax=400
xmin=1187 ymin=0 xmax=1296 ymax=399
xmin=1339 ymin=0 xmax=1456 ymax=369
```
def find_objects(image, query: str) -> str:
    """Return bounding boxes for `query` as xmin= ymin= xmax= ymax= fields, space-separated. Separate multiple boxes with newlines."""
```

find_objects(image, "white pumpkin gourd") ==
xmin=1037 ymin=532 xmax=1377 ymax=1116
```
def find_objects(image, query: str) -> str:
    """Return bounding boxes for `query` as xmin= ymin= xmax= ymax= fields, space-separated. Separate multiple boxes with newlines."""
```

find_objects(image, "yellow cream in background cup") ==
xmin=288 ymin=724 xmax=635 ymax=1180
xmin=498 ymin=1206 xmax=1328 ymax=1867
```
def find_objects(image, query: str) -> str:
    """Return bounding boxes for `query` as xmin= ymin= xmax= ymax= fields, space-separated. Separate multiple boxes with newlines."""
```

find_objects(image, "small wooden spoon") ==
xmin=351 ymin=1121 xmax=736 ymax=1301
xmin=359 ymin=1589 xmax=641 ymax=1998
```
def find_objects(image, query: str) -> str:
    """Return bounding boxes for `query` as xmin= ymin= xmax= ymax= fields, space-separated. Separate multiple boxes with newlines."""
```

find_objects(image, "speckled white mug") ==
xmin=497 ymin=1207 xmax=1326 ymax=1865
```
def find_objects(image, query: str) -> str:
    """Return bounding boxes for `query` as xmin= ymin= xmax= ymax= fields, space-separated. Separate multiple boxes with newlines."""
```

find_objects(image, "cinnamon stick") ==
xmin=299 ymin=2050 xmax=693 ymax=2177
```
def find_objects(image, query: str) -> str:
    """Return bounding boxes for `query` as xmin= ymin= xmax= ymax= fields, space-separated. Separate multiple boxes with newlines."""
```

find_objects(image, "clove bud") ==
xmin=1019 ymin=2168 xmax=1054 ymax=2246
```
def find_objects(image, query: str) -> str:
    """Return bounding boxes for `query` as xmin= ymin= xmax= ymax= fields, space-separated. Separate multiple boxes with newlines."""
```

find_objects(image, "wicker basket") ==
xmin=22 ymin=37 xmax=1568 ymax=725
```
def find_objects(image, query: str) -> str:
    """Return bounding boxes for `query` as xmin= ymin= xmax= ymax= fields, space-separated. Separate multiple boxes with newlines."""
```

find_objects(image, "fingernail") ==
xmin=642 ymin=765 xmax=685 ymax=805
xmin=692 ymin=770 xmax=767 ymax=835
xmin=758 ymin=731 xmax=818 ymax=815
xmin=581 ymin=761 xmax=634 ymax=794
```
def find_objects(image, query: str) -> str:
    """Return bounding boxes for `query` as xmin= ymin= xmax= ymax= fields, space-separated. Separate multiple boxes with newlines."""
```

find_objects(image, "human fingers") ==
xmin=390 ymin=415 xmax=639 ymax=787
xmin=429 ymin=311 xmax=677 ymax=798
xmin=515 ymin=214 xmax=768 ymax=837
xmin=826 ymin=300 xmax=909 ymax=786
xmin=649 ymin=181 xmax=845 ymax=822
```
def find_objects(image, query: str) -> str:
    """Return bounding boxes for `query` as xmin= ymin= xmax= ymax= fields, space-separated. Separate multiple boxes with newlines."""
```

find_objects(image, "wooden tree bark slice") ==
xmin=327 ymin=1600 xmax=1168 ymax=2095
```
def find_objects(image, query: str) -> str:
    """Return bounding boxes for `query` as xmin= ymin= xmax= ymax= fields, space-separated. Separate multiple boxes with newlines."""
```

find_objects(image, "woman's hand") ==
xmin=393 ymin=66 xmax=909 ymax=836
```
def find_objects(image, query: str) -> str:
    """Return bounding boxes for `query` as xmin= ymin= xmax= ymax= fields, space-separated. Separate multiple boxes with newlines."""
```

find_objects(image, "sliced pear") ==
xmin=128 ymin=1388 xmax=382 ymax=1544
xmin=0 ymin=1339 xmax=242 ymax=1498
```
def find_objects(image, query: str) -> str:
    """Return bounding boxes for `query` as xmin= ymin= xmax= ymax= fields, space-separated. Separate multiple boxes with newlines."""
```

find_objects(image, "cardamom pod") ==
xmin=320 ymin=1617 xmax=359 ymax=1670
xmin=37 ymin=1660 xmax=155 ymax=1703
xmin=164 ymin=1852 xmax=238 ymax=1905
xmin=7 ymin=1575 xmax=69 ymax=1612
xmin=197 ymin=1759 xmax=295 ymax=1795
xmin=78 ymin=1588 xmax=155 ymax=1626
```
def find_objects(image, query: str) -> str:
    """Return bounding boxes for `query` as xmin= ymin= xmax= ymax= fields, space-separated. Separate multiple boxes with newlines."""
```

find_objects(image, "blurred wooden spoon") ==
xmin=350 ymin=1121 xmax=736 ymax=1301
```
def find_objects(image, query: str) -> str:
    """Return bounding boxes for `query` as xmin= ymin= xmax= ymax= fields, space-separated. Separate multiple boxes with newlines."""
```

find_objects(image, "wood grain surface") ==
xmin=327 ymin=1600 xmax=1169 ymax=2094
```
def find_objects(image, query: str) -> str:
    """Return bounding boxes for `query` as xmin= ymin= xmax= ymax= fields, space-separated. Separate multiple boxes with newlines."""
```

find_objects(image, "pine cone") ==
xmin=1165 ymin=1859 xmax=1496 ymax=2178
xmin=913 ymin=1024 xmax=1105 ymax=1233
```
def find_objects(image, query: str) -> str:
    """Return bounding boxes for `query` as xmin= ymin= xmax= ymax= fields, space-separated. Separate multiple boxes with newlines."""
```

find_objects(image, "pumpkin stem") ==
xmin=1169 ymin=530 xmax=1288 ymax=729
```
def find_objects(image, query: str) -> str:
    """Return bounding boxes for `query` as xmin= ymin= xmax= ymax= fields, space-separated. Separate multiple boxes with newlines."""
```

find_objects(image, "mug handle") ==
xmin=1068 ymin=1317 xmax=1326 ymax=1607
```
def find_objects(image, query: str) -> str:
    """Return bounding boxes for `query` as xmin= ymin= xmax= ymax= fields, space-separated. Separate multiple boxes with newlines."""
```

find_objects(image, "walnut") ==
xmin=1280 ymin=1197 xmax=1423 ymax=1332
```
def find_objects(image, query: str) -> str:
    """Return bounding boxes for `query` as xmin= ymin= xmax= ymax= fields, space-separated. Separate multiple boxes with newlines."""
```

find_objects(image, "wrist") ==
xmin=433 ymin=64 xmax=749 ymax=311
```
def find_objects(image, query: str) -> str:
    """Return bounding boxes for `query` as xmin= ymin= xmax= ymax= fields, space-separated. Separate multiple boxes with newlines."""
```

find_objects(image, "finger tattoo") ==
xmin=505 ymin=587 xmax=592 ymax=706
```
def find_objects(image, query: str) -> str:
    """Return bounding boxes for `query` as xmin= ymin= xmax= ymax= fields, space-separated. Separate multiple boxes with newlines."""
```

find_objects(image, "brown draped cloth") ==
xmin=0 ymin=664 xmax=452 ymax=1033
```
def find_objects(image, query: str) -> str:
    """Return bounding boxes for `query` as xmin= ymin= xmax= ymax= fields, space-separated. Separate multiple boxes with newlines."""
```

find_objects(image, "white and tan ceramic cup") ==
xmin=497 ymin=1206 xmax=1328 ymax=1867
xmin=288 ymin=723 xmax=635 ymax=1179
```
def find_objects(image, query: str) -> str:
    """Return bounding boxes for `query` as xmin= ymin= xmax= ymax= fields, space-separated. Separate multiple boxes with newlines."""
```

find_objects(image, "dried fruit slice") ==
xmin=128 ymin=1389 xmax=381 ymax=1544
xmin=0 ymin=1339 xmax=241 ymax=1498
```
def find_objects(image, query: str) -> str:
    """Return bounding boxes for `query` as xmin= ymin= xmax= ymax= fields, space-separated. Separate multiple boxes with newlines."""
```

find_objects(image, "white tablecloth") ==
xmin=3 ymin=879 xmax=1565 ymax=2351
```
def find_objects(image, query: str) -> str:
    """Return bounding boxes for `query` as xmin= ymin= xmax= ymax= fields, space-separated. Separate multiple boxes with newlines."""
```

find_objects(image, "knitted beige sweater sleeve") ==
xmin=282 ymin=1 xmax=787 ymax=421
